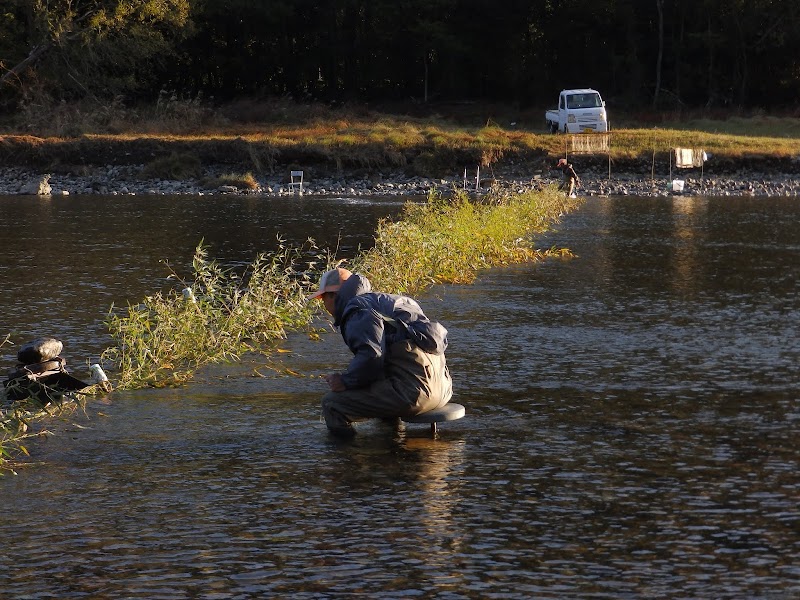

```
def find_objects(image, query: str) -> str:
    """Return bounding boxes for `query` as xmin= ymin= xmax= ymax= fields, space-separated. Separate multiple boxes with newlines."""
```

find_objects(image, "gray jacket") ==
xmin=333 ymin=273 xmax=449 ymax=389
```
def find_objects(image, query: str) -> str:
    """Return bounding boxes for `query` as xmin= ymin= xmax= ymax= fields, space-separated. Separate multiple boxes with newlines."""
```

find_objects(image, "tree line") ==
xmin=1 ymin=0 xmax=799 ymax=114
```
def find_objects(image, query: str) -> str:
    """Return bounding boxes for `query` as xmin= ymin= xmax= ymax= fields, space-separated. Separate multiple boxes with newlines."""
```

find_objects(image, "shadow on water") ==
xmin=1 ymin=193 xmax=799 ymax=598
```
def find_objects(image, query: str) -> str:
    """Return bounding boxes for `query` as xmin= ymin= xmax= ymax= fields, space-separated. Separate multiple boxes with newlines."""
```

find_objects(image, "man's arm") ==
xmin=338 ymin=308 xmax=386 ymax=389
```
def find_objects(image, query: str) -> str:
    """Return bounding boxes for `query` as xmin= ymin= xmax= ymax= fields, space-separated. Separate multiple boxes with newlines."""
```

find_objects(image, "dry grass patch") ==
xmin=141 ymin=151 xmax=202 ymax=180
xmin=610 ymin=128 xmax=800 ymax=159
xmin=352 ymin=187 xmax=580 ymax=296
xmin=201 ymin=172 xmax=259 ymax=190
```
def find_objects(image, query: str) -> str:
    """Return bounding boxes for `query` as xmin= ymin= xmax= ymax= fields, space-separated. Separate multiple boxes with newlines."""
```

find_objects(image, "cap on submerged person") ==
xmin=307 ymin=267 xmax=352 ymax=300
xmin=557 ymin=158 xmax=567 ymax=167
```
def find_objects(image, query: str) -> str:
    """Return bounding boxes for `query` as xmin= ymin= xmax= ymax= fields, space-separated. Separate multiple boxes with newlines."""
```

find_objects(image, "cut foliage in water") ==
xmin=98 ymin=188 xmax=579 ymax=390
xmin=352 ymin=186 xmax=580 ymax=295
xmin=100 ymin=238 xmax=321 ymax=390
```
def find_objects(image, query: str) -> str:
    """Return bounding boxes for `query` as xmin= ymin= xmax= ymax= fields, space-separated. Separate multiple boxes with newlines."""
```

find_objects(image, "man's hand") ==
xmin=324 ymin=373 xmax=346 ymax=392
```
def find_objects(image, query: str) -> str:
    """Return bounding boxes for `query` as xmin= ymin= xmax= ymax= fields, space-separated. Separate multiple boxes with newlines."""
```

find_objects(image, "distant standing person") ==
xmin=556 ymin=158 xmax=580 ymax=197
xmin=308 ymin=268 xmax=453 ymax=437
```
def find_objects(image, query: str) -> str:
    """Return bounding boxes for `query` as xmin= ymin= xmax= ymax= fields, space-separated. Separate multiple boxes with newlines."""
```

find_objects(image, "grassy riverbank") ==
xmin=2 ymin=100 xmax=800 ymax=177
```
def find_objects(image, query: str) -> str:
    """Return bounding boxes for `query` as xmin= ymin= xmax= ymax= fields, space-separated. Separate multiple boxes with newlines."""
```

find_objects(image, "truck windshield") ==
xmin=566 ymin=94 xmax=602 ymax=109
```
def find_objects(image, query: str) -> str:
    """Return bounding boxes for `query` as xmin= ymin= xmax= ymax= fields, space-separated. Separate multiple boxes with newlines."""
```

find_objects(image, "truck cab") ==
xmin=545 ymin=89 xmax=608 ymax=134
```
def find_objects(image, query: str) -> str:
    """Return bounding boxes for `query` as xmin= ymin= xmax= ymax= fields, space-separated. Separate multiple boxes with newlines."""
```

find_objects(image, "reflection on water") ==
xmin=0 ymin=193 xmax=406 ymax=365
xmin=1 ymin=194 xmax=799 ymax=598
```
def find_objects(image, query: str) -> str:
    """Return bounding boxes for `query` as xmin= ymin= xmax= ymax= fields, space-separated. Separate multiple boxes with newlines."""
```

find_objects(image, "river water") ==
xmin=1 ymin=193 xmax=798 ymax=599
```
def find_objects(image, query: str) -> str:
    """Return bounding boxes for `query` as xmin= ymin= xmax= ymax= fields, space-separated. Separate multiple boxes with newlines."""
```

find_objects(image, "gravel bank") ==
xmin=2 ymin=165 xmax=800 ymax=198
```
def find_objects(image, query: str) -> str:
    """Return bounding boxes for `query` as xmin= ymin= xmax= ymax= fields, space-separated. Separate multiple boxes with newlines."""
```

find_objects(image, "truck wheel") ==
xmin=549 ymin=122 xmax=558 ymax=134
xmin=563 ymin=124 xmax=568 ymax=134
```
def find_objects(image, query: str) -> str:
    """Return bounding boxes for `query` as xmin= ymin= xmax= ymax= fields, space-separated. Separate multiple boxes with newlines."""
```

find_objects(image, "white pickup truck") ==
xmin=545 ymin=89 xmax=609 ymax=133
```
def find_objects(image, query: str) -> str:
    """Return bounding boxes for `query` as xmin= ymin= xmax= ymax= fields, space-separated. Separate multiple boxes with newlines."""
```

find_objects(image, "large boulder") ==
xmin=19 ymin=174 xmax=52 ymax=196
xmin=17 ymin=337 xmax=63 ymax=364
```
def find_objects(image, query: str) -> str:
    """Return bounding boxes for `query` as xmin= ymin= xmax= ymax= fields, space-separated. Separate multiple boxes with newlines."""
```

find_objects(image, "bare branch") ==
xmin=0 ymin=42 xmax=52 ymax=87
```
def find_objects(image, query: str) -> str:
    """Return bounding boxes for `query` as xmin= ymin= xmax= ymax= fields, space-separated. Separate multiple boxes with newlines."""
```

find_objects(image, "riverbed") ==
xmin=1 ymin=193 xmax=798 ymax=598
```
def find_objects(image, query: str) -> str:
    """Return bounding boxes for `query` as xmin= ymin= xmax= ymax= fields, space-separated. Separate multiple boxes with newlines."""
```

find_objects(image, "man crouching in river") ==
xmin=308 ymin=268 xmax=453 ymax=437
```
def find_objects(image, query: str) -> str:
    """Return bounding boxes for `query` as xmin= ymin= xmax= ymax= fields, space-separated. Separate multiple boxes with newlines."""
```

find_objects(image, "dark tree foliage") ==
xmin=0 ymin=0 xmax=190 ymax=107
xmin=2 ymin=0 xmax=800 ymax=111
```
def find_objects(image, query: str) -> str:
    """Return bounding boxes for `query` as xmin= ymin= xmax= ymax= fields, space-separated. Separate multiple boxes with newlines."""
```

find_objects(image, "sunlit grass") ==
xmin=6 ymin=103 xmax=800 ymax=174
xmin=607 ymin=128 xmax=800 ymax=159
xmin=352 ymin=186 xmax=580 ymax=296
xmin=201 ymin=171 xmax=259 ymax=190
xmin=655 ymin=115 xmax=800 ymax=139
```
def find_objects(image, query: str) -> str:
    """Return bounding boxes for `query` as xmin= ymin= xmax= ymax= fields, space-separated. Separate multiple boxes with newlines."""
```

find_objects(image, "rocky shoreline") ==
xmin=2 ymin=164 xmax=800 ymax=198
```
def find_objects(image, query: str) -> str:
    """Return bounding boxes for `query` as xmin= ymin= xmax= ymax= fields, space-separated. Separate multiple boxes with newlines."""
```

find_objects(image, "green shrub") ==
xmin=351 ymin=187 xmax=580 ymax=295
xmin=101 ymin=239 xmax=320 ymax=390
